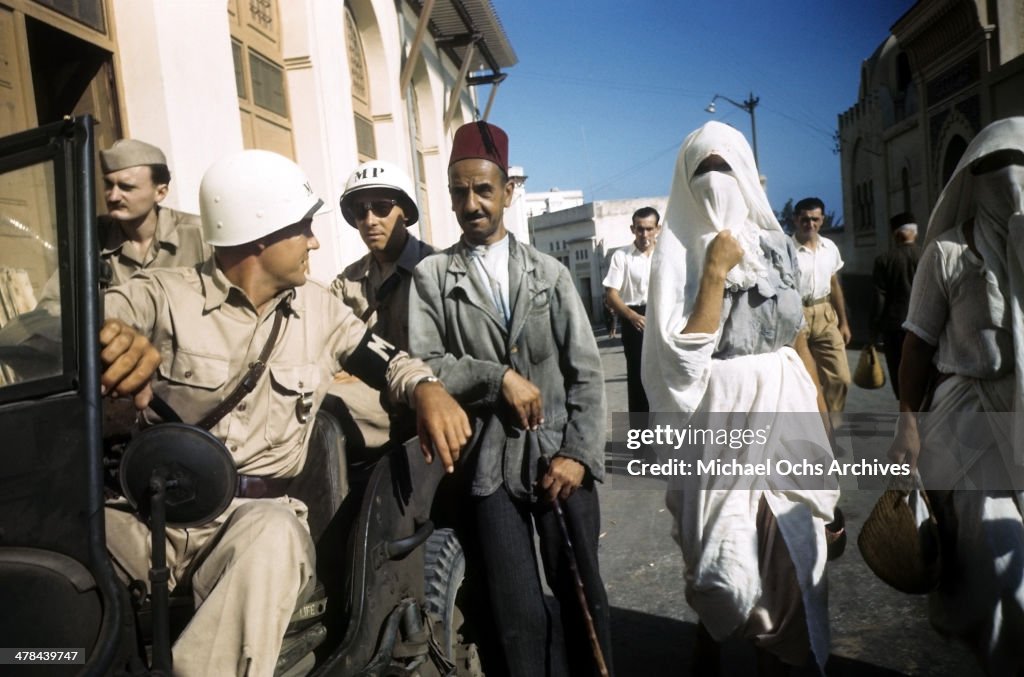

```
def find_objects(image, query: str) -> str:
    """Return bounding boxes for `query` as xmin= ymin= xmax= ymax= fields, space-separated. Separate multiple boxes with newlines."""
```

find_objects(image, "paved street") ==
xmin=593 ymin=332 xmax=981 ymax=676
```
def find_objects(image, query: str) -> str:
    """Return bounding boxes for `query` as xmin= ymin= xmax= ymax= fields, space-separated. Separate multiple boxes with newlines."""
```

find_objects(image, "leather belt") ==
xmin=236 ymin=474 xmax=292 ymax=499
xmin=803 ymin=295 xmax=831 ymax=307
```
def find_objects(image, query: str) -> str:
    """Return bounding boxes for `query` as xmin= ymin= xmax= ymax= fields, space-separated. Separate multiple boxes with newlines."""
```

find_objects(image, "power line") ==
xmin=513 ymin=71 xmax=709 ymax=99
xmin=588 ymin=139 xmax=681 ymax=197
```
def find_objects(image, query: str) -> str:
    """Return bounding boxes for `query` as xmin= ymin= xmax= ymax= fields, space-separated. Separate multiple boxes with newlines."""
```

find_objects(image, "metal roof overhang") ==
xmin=414 ymin=0 xmax=518 ymax=74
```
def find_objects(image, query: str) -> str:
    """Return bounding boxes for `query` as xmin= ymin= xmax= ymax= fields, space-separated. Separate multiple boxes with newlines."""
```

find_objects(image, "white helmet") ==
xmin=200 ymin=149 xmax=324 ymax=246
xmin=339 ymin=160 xmax=419 ymax=227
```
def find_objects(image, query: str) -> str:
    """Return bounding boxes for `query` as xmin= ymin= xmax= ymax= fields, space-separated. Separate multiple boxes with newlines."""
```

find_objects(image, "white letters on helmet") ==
xmin=339 ymin=160 xmax=419 ymax=227
xmin=200 ymin=149 xmax=324 ymax=246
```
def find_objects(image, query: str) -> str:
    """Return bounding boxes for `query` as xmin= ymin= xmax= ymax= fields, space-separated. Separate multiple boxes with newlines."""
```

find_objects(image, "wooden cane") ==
xmin=553 ymin=497 xmax=610 ymax=677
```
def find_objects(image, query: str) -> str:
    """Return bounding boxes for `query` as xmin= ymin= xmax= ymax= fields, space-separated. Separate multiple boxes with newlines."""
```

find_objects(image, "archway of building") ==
xmin=941 ymin=135 xmax=969 ymax=186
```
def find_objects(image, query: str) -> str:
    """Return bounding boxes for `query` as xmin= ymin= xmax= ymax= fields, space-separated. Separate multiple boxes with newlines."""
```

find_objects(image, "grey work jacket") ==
xmin=409 ymin=233 xmax=606 ymax=500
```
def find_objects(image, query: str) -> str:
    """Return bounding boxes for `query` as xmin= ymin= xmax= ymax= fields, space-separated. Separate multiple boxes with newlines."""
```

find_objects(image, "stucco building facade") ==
xmin=0 ymin=0 xmax=516 ymax=282
xmin=529 ymin=197 xmax=668 ymax=322
xmin=836 ymin=0 xmax=1024 ymax=339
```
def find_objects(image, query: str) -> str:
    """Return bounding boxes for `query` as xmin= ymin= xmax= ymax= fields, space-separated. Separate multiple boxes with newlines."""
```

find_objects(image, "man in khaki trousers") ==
xmin=99 ymin=150 xmax=470 ymax=676
xmin=791 ymin=197 xmax=851 ymax=429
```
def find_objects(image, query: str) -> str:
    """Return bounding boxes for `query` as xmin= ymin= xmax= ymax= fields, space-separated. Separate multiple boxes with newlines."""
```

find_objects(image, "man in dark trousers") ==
xmin=871 ymin=211 xmax=920 ymax=398
xmin=409 ymin=121 xmax=612 ymax=676
xmin=603 ymin=207 xmax=660 ymax=414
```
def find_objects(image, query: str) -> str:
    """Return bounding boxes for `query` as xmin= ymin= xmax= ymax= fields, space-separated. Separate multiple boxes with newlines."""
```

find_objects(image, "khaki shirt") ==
xmin=100 ymin=206 xmax=212 ymax=286
xmin=105 ymin=258 xmax=432 ymax=477
xmin=330 ymin=234 xmax=436 ymax=349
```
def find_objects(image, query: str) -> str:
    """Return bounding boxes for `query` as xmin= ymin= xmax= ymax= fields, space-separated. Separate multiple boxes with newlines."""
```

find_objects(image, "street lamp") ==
xmin=705 ymin=92 xmax=760 ymax=167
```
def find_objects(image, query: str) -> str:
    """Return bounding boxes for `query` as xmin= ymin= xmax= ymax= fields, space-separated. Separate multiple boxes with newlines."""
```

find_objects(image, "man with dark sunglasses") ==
xmin=327 ymin=160 xmax=436 ymax=474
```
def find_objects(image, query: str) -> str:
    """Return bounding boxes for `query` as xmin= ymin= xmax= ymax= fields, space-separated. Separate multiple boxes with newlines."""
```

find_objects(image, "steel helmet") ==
xmin=200 ymin=149 xmax=325 ymax=246
xmin=339 ymin=160 xmax=419 ymax=227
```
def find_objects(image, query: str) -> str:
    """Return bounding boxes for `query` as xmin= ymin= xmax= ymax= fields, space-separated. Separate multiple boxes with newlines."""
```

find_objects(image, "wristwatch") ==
xmin=417 ymin=375 xmax=443 ymax=388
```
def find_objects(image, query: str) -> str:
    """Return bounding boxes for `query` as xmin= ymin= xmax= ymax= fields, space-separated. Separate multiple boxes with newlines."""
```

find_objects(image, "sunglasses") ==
xmin=343 ymin=198 xmax=398 ymax=222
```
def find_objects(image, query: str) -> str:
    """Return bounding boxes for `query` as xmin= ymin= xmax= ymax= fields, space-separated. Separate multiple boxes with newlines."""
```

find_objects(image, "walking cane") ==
xmin=553 ymin=497 xmax=610 ymax=677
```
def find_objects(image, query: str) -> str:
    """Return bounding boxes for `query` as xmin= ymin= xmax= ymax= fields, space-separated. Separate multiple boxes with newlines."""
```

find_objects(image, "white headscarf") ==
xmin=925 ymin=117 xmax=1024 ymax=289
xmin=643 ymin=122 xmax=782 ymax=414
xmin=924 ymin=116 xmax=1024 ymax=463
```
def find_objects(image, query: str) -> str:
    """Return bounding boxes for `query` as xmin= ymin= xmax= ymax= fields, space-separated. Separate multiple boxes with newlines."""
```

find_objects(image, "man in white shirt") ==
xmin=603 ymin=207 xmax=660 ymax=413
xmin=791 ymin=197 xmax=851 ymax=427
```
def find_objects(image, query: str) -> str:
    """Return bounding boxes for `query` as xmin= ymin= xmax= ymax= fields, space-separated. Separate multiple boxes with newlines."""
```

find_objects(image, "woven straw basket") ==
xmin=857 ymin=482 xmax=941 ymax=594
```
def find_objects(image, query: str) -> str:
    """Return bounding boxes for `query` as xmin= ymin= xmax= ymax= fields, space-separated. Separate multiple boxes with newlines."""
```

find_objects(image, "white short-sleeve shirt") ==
xmin=903 ymin=225 xmax=1012 ymax=379
xmin=792 ymin=235 xmax=843 ymax=301
xmin=602 ymin=245 xmax=652 ymax=306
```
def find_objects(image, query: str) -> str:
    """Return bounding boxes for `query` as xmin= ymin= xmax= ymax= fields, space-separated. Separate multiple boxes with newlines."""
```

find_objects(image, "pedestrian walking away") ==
xmin=871 ymin=211 xmax=920 ymax=398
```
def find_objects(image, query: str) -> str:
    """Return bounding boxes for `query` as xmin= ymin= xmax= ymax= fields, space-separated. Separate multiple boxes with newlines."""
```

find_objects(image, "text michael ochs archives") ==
xmin=625 ymin=457 xmax=911 ymax=478
xmin=623 ymin=423 xmax=911 ymax=478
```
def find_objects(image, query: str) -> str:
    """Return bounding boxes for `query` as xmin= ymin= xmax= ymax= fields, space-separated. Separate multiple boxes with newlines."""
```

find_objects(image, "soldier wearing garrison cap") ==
xmin=325 ymin=160 xmax=436 ymax=473
xmin=99 ymin=138 xmax=211 ymax=286
xmin=408 ymin=121 xmax=613 ymax=676
xmin=98 ymin=149 xmax=470 ymax=676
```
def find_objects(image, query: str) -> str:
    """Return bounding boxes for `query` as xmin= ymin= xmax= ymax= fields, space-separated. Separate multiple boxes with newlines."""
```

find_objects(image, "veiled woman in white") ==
xmin=643 ymin=121 xmax=839 ymax=672
xmin=891 ymin=116 xmax=1024 ymax=675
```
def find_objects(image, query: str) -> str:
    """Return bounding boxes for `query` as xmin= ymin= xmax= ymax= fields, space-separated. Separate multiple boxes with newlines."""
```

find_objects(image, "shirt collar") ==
xmin=99 ymin=206 xmax=180 ymax=256
xmin=792 ymin=234 xmax=817 ymax=252
xmin=350 ymin=233 xmax=426 ymax=281
xmin=153 ymin=206 xmax=182 ymax=248
xmin=467 ymin=233 xmax=510 ymax=259
xmin=200 ymin=256 xmax=297 ymax=315
xmin=395 ymin=233 xmax=426 ymax=273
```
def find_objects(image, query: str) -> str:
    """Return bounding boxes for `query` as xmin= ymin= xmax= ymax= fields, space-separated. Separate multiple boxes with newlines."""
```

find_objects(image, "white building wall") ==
xmin=110 ymin=0 xmax=243 ymax=214
xmin=525 ymin=188 xmax=584 ymax=217
xmin=281 ymin=0 xmax=362 ymax=281
xmin=530 ymin=197 xmax=667 ymax=319
xmin=109 ymin=0 xmax=490 ymax=283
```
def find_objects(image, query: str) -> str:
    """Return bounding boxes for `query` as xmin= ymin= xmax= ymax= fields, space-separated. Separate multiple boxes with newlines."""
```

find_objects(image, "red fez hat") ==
xmin=449 ymin=121 xmax=509 ymax=171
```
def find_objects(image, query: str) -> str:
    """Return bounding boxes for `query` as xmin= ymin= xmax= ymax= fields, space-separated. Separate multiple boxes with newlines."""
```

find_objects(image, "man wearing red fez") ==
xmin=409 ymin=121 xmax=613 ymax=676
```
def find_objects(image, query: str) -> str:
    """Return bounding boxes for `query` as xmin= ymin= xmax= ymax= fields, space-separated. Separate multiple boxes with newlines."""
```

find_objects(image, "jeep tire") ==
xmin=423 ymin=528 xmax=483 ymax=677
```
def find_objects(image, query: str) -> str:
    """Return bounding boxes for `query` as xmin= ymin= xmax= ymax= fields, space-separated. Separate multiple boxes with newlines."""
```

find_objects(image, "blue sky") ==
xmin=488 ymin=0 xmax=916 ymax=222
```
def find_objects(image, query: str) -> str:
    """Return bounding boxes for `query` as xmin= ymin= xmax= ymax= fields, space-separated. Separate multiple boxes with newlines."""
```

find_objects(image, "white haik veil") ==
xmin=642 ymin=121 xmax=782 ymax=415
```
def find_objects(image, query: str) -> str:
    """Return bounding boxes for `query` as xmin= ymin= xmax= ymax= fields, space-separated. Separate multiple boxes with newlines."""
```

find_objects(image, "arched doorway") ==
xmin=941 ymin=135 xmax=968 ymax=186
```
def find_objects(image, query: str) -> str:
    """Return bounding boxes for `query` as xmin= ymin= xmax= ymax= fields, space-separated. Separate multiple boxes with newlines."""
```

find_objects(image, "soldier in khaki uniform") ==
xmin=327 ymin=160 xmax=435 ymax=455
xmin=99 ymin=149 xmax=471 ymax=677
xmin=99 ymin=139 xmax=211 ymax=285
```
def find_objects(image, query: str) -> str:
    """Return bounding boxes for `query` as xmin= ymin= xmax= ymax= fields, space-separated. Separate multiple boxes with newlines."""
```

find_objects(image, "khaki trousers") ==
xmin=801 ymin=301 xmax=850 ymax=426
xmin=106 ymin=497 xmax=316 ymax=677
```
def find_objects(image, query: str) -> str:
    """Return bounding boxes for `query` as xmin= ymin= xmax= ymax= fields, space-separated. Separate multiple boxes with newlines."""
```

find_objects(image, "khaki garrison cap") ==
xmin=100 ymin=139 xmax=167 ymax=173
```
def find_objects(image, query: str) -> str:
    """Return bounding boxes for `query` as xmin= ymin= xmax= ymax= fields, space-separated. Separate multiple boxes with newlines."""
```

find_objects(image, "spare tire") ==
xmin=423 ymin=528 xmax=483 ymax=677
